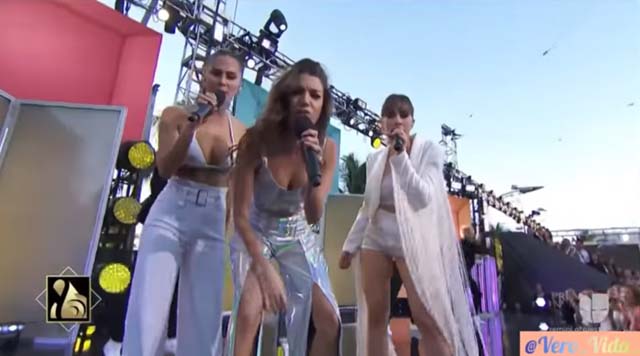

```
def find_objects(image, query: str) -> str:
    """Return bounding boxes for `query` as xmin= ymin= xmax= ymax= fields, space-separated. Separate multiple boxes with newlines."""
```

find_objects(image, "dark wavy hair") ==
xmin=236 ymin=58 xmax=333 ymax=161
xmin=381 ymin=94 xmax=414 ymax=118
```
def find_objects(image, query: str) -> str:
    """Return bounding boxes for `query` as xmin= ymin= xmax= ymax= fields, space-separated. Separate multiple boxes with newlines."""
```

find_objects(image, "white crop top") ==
xmin=379 ymin=171 xmax=394 ymax=207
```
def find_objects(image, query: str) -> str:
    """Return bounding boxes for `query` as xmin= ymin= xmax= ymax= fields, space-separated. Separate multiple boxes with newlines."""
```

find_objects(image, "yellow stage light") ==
xmin=371 ymin=136 xmax=382 ymax=149
xmin=117 ymin=140 xmax=155 ymax=172
xmin=112 ymin=197 xmax=141 ymax=225
xmin=128 ymin=141 xmax=155 ymax=170
xmin=98 ymin=263 xmax=131 ymax=294
xmin=82 ymin=339 xmax=91 ymax=352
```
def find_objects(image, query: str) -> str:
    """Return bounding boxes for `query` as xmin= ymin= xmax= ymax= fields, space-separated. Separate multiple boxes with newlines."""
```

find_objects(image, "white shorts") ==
xmin=362 ymin=209 xmax=404 ymax=258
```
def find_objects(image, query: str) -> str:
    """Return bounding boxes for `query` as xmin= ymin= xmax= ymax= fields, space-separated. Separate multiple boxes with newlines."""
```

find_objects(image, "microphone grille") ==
xmin=214 ymin=90 xmax=226 ymax=108
xmin=294 ymin=116 xmax=314 ymax=138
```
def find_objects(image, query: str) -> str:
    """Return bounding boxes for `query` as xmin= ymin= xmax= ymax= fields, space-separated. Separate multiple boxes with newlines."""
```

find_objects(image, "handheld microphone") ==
xmin=294 ymin=116 xmax=322 ymax=188
xmin=394 ymin=135 xmax=404 ymax=152
xmin=188 ymin=90 xmax=226 ymax=122
xmin=277 ymin=312 xmax=290 ymax=356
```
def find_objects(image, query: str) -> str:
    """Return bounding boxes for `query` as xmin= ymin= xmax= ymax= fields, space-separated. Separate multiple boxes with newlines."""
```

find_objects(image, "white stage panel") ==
xmin=0 ymin=101 xmax=124 ymax=333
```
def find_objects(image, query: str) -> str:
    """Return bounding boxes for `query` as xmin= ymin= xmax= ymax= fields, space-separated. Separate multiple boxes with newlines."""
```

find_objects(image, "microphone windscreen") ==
xmin=293 ymin=116 xmax=314 ymax=138
xmin=214 ymin=90 xmax=226 ymax=108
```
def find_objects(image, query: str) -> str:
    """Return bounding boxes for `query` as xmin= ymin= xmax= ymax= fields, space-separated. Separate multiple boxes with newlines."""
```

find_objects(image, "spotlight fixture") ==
xmin=117 ymin=141 xmax=156 ymax=172
xmin=112 ymin=197 xmax=142 ymax=225
xmin=246 ymin=56 xmax=257 ymax=69
xmin=352 ymin=98 xmax=367 ymax=111
xmin=157 ymin=7 xmax=170 ymax=22
xmin=160 ymin=1 xmax=181 ymax=34
xmin=257 ymin=31 xmax=278 ymax=55
xmin=263 ymin=9 xmax=288 ymax=38
xmin=98 ymin=263 xmax=131 ymax=294
xmin=371 ymin=136 xmax=382 ymax=149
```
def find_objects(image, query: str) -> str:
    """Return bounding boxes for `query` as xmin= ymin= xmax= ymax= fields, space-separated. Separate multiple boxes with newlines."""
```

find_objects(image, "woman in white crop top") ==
xmin=121 ymin=49 xmax=246 ymax=356
xmin=339 ymin=94 xmax=479 ymax=356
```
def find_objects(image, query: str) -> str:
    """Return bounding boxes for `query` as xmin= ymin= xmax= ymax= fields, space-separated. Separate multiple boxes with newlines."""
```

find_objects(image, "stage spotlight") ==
xmin=535 ymin=297 xmax=546 ymax=308
xmin=162 ymin=3 xmax=181 ymax=34
xmin=538 ymin=322 xmax=549 ymax=331
xmin=263 ymin=9 xmax=288 ymax=38
xmin=246 ymin=56 xmax=257 ymax=69
xmin=212 ymin=22 xmax=225 ymax=43
xmin=259 ymin=34 xmax=277 ymax=53
xmin=98 ymin=263 xmax=131 ymax=294
xmin=157 ymin=7 xmax=170 ymax=22
xmin=353 ymin=98 xmax=367 ymax=111
xmin=371 ymin=136 xmax=382 ymax=149
xmin=112 ymin=197 xmax=142 ymax=225
xmin=117 ymin=141 xmax=156 ymax=172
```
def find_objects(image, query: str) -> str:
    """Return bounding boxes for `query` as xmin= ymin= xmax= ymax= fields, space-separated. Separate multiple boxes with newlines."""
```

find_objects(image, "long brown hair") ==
xmin=236 ymin=58 xmax=333 ymax=162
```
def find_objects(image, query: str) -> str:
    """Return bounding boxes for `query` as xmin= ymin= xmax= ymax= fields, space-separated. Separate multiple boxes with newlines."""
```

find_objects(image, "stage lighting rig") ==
xmin=158 ymin=0 xmax=189 ymax=34
xmin=119 ymin=1 xmax=553 ymax=242
xmin=440 ymin=123 xmax=463 ymax=169
xmin=263 ymin=9 xmax=288 ymax=38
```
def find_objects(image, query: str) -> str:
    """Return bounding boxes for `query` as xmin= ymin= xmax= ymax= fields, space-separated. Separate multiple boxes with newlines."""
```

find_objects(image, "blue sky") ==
xmin=103 ymin=0 xmax=639 ymax=231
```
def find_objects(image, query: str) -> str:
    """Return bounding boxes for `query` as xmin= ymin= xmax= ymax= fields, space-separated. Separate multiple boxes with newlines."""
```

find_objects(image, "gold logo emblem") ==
xmin=45 ymin=276 xmax=91 ymax=323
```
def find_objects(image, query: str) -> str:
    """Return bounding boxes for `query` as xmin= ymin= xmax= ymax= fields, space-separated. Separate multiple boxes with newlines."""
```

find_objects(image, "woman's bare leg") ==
xmin=232 ymin=270 xmax=263 ymax=356
xmin=361 ymin=249 xmax=395 ymax=356
xmin=395 ymin=259 xmax=453 ymax=356
xmin=309 ymin=284 xmax=340 ymax=356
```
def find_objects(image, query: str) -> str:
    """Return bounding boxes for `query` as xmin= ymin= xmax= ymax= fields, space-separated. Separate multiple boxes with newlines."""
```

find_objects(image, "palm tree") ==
xmin=340 ymin=153 xmax=367 ymax=194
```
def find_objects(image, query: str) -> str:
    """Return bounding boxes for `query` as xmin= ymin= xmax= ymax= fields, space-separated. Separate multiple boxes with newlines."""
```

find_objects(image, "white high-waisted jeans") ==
xmin=122 ymin=178 xmax=227 ymax=356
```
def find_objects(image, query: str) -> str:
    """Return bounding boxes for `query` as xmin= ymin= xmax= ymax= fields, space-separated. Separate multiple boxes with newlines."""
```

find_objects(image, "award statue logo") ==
xmin=35 ymin=267 xmax=102 ymax=332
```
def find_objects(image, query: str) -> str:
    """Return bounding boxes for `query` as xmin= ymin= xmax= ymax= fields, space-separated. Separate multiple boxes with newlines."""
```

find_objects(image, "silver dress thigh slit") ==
xmin=227 ymin=211 xmax=341 ymax=355
xmin=225 ymin=157 xmax=341 ymax=355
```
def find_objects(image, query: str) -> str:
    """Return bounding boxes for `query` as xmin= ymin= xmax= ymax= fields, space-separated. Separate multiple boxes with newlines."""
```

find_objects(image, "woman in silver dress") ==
xmin=226 ymin=58 xmax=341 ymax=356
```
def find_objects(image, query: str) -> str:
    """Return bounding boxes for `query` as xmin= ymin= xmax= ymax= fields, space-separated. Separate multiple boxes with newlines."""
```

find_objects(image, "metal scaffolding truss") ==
xmin=439 ymin=124 xmax=462 ymax=169
xmin=119 ymin=0 xmax=549 ymax=240
xmin=552 ymin=227 xmax=640 ymax=244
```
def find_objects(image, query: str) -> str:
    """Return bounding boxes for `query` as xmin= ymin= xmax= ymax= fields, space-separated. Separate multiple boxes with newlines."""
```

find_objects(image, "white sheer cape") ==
xmin=342 ymin=136 xmax=479 ymax=356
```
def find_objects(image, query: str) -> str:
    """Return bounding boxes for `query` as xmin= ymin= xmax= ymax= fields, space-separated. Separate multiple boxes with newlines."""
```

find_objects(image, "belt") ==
xmin=180 ymin=187 xmax=218 ymax=207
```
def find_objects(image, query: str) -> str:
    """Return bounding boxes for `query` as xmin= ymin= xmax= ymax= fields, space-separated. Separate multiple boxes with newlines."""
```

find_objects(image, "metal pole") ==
xmin=142 ymin=84 xmax=160 ymax=141
xmin=140 ymin=0 xmax=160 ymax=25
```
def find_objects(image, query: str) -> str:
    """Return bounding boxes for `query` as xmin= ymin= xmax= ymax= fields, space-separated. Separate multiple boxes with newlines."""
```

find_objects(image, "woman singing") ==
xmin=122 ymin=49 xmax=246 ymax=356
xmin=339 ymin=94 xmax=479 ymax=356
xmin=227 ymin=58 xmax=341 ymax=356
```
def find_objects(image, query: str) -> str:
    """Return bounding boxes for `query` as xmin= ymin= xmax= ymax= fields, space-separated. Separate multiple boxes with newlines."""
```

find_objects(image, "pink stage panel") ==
xmin=0 ymin=0 xmax=162 ymax=141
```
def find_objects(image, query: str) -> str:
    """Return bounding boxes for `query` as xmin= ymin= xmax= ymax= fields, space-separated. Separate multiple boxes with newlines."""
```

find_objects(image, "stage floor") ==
xmin=2 ymin=311 xmax=557 ymax=356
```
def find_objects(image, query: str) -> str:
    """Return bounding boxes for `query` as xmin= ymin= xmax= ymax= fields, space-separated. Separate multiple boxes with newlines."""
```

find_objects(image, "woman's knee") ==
xmin=365 ymin=295 xmax=390 ymax=327
xmin=236 ymin=295 xmax=262 ymax=328
xmin=314 ymin=309 xmax=340 ymax=338
xmin=413 ymin=310 xmax=440 ymax=336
